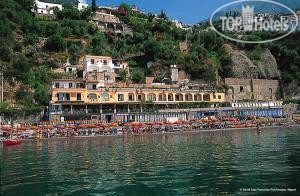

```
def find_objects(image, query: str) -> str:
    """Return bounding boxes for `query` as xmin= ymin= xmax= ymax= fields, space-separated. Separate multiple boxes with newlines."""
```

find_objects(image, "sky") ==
xmin=85 ymin=0 xmax=300 ymax=24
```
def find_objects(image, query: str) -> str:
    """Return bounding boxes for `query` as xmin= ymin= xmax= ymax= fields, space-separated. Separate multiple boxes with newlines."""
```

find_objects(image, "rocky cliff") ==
xmin=224 ymin=44 xmax=280 ymax=80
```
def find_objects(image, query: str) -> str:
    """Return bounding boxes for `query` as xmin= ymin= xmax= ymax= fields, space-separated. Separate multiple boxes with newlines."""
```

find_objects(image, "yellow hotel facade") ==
xmin=50 ymin=79 xmax=226 ymax=122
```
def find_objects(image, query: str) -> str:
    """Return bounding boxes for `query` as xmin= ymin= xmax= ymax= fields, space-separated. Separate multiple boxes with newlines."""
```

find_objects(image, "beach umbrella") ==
xmin=87 ymin=124 xmax=98 ymax=128
xmin=31 ymin=126 xmax=39 ymax=130
xmin=124 ymin=123 xmax=131 ymax=127
xmin=110 ymin=123 xmax=118 ymax=127
xmin=17 ymin=127 xmax=28 ymax=131
xmin=2 ymin=126 xmax=13 ymax=132
xmin=181 ymin=121 xmax=189 ymax=124
xmin=44 ymin=125 xmax=54 ymax=129
xmin=155 ymin=122 xmax=164 ymax=125
xmin=2 ymin=125 xmax=11 ymax=129
xmin=101 ymin=124 xmax=109 ymax=128
xmin=173 ymin=121 xmax=182 ymax=125
xmin=77 ymin=124 xmax=88 ymax=128
xmin=146 ymin=122 xmax=155 ymax=126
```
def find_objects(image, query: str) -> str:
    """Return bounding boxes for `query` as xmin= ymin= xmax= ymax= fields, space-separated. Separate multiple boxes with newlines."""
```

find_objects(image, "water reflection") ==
xmin=1 ymin=127 xmax=300 ymax=195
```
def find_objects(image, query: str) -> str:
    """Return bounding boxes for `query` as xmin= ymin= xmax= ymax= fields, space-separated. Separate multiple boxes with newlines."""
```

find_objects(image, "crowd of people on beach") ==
xmin=0 ymin=117 xmax=298 ymax=140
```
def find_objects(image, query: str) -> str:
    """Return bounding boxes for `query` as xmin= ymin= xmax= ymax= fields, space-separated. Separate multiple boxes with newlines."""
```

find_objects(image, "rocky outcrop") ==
xmin=256 ymin=49 xmax=280 ymax=79
xmin=224 ymin=44 xmax=280 ymax=79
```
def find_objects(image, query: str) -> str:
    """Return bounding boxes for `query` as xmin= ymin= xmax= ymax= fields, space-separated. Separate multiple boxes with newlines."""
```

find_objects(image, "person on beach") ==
xmin=257 ymin=124 xmax=262 ymax=134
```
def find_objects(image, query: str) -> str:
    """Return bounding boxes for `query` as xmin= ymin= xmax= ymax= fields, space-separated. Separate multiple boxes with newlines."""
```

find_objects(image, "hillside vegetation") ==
xmin=0 ymin=0 xmax=299 ymax=118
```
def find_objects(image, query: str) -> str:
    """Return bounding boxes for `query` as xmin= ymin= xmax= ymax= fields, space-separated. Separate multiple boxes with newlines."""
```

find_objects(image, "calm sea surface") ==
xmin=1 ymin=127 xmax=300 ymax=195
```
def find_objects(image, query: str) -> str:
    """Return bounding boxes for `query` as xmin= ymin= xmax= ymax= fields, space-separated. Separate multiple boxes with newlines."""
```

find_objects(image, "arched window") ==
xmin=185 ymin=94 xmax=193 ymax=101
xmin=137 ymin=93 xmax=145 ymax=101
xmin=101 ymin=93 xmax=109 ymax=101
xmin=240 ymin=86 xmax=244 ymax=92
xmin=175 ymin=93 xmax=183 ymax=101
xmin=168 ymin=93 xmax=174 ymax=101
xmin=158 ymin=93 xmax=167 ymax=101
xmin=203 ymin=94 xmax=211 ymax=101
xmin=194 ymin=94 xmax=202 ymax=101
xmin=147 ymin=93 xmax=156 ymax=101
xmin=88 ymin=93 xmax=97 ymax=100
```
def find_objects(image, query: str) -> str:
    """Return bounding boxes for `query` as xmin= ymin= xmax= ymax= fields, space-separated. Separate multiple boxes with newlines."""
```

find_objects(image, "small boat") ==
xmin=2 ymin=139 xmax=22 ymax=146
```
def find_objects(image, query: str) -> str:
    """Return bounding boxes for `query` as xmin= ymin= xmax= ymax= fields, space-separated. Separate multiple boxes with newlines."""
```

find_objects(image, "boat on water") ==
xmin=2 ymin=139 xmax=22 ymax=146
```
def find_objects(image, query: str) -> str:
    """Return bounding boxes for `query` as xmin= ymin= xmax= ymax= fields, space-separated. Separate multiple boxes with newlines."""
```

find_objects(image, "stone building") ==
xmin=92 ymin=11 xmax=133 ymax=36
xmin=225 ymin=78 xmax=281 ymax=102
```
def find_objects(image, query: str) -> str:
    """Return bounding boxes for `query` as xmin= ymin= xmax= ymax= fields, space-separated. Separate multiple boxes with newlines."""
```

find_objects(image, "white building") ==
xmin=77 ymin=1 xmax=89 ymax=11
xmin=172 ymin=20 xmax=183 ymax=29
xmin=83 ymin=55 xmax=128 ymax=77
xmin=64 ymin=59 xmax=77 ymax=73
xmin=34 ymin=0 xmax=62 ymax=15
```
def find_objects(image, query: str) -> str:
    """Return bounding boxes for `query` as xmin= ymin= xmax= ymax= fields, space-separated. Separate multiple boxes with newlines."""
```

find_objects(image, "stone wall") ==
xmin=225 ymin=78 xmax=281 ymax=102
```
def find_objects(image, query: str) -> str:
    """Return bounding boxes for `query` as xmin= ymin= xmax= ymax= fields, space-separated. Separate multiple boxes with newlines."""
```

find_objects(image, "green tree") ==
xmin=118 ymin=69 xmax=128 ymax=82
xmin=92 ymin=0 xmax=97 ymax=12
xmin=68 ymin=43 xmax=81 ymax=64
xmin=158 ymin=10 xmax=168 ymax=20
xmin=131 ymin=68 xmax=145 ymax=83
xmin=45 ymin=34 xmax=66 ymax=52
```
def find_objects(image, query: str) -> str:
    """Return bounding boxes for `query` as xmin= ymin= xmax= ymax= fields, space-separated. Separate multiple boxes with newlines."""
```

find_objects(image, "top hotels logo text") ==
xmin=210 ymin=0 xmax=299 ymax=43
xmin=220 ymin=5 xmax=289 ymax=32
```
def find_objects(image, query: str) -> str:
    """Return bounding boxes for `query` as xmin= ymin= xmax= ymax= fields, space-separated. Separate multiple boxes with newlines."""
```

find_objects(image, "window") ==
xmin=240 ymin=86 xmax=244 ymax=92
xmin=137 ymin=94 xmax=145 ymax=101
xmin=91 ymin=59 xmax=95 ymax=64
xmin=218 ymin=95 xmax=222 ymax=99
xmin=138 ymin=94 xmax=142 ymax=101
xmin=77 ymin=93 xmax=81 ymax=101
xmin=203 ymin=94 xmax=210 ymax=101
xmin=57 ymin=93 xmax=63 ymax=101
xmin=159 ymin=94 xmax=163 ymax=101
xmin=76 ymin=83 xmax=83 ymax=88
xmin=57 ymin=93 xmax=70 ymax=101
xmin=168 ymin=94 xmax=174 ymax=101
xmin=128 ymin=94 xmax=135 ymax=101
xmin=92 ymin=84 xmax=97 ymax=90
xmin=55 ymin=83 xmax=59 ymax=88
xmin=88 ymin=93 xmax=97 ymax=100
xmin=65 ymin=93 xmax=70 ymax=101
xmin=92 ymin=75 xmax=97 ymax=80
xmin=69 ymin=83 xmax=73 ymax=88
xmin=147 ymin=94 xmax=156 ymax=101
xmin=105 ymin=76 xmax=110 ymax=81
xmin=194 ymin=94 xmax=202 ymax=101
xmin=175 ymin=94 xmax=183 ymax=101
xmin=103 ymin=60 xmax=108 ymax=65
xmin=118 ymin=94 xmax=124 ymax=101
xmin=101 ymin=93 xmax=109 ymax=101
xmin=185 ymin=94 xmax=193 ymax=101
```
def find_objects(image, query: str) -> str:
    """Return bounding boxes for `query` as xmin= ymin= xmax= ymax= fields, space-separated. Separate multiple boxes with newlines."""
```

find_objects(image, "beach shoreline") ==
xmin=20 ymin=124 xmax=300 ymax=142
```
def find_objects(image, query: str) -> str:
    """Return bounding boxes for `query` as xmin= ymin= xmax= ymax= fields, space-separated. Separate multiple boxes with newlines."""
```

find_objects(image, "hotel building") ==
xmin=49 ymin=55 xmax=226 ymax=122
